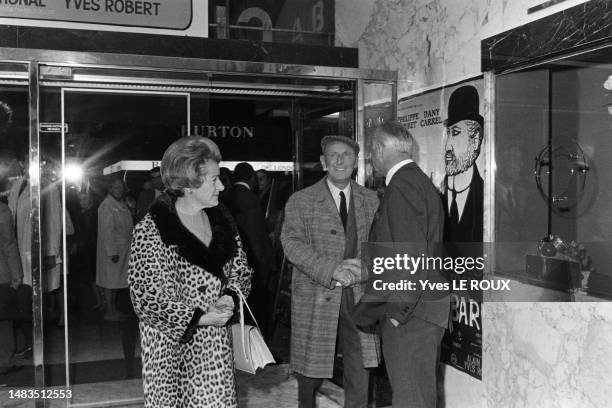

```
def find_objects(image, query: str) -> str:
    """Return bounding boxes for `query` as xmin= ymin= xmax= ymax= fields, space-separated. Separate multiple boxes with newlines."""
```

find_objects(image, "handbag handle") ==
xmin=231 ymin=287 xmax=260 ymax=362
xmin=232 ymin=287 xmax=261 ymax=330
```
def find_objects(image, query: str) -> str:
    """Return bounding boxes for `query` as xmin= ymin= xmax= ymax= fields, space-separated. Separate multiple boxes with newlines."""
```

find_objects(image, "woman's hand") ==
xmin=214 ymin=295 xmax=235 ymax=311
xmin=198 ymin=295 xmax=235 ymax=327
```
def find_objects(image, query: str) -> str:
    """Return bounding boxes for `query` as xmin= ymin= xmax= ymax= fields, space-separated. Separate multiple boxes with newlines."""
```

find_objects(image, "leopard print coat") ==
xmin=128 ymin=195 xmax=252 ymax=407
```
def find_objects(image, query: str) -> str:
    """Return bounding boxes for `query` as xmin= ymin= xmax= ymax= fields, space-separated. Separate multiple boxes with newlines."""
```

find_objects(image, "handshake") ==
xmin=332 ymin=258 xmax=365 ymax=288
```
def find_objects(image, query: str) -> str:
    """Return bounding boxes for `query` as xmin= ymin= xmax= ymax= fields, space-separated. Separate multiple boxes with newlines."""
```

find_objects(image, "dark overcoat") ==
xmin=281 ymin=178 xmax=380 ymax=378
xmin=354 ymin=162 xmax=450 ymax=330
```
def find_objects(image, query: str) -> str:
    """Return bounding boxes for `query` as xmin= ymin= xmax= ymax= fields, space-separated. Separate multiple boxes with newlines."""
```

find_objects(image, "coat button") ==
xmin=325 ymin=297 xmax=332 ymax=301
xmin=330 ymin=229 xmax=337 ymax=235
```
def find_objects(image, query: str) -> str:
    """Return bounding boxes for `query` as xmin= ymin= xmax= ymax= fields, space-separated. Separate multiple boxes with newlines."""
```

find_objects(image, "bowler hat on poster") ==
xmin=444 ymin=85 xmax=484 ymax=128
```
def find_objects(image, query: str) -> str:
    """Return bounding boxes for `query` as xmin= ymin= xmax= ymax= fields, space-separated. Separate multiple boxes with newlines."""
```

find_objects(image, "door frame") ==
xmin=0 ymin=49 xmax=396 ymax=406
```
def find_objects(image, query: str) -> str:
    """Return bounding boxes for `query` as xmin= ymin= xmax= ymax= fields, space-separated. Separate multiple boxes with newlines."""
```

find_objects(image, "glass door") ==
xmin=30 ymin=67 xmax=394 ymax=406
xmin=0 ymin=53 xmax=396 ymax=407
xmin=38 ymin=87 xmax=189 ymax=406
xmin=0 ymin=62 xmax=36 ymax=404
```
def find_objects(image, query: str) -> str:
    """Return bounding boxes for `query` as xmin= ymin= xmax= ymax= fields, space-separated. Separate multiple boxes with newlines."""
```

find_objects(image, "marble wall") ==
xmin=335 ymin=0 xmax=590 ymax=98
xmin=485 ymin=302 xmax=612 ymax=408
xmin=336 ymin=0 xmax=483 ymax=97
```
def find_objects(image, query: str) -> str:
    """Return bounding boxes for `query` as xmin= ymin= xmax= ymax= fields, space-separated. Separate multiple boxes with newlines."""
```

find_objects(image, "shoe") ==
xmin=0 ymin=365 xmax=23 ymax=375
xmin=13 ymin=346 xmax=32 ymax=358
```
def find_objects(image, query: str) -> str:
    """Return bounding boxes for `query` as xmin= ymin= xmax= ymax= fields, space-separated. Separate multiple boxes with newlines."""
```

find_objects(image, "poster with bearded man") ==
xmin=397 ymin=78 xmax=484 ymax=380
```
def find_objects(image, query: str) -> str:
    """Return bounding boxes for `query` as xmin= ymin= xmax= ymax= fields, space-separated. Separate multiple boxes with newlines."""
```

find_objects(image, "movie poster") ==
xmin=397 ymin=77 xmax=484 ymax=379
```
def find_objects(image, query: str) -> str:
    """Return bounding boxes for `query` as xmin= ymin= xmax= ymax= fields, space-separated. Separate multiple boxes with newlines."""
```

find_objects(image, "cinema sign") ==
xmin=0 ymin=0 xmax=206 ymax=37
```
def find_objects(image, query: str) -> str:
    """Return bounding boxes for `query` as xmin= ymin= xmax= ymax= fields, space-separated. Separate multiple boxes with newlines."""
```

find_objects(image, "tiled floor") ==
xmin=0 ymin=364 xmax=344 ymax=407
xmin=0 ymin=299 xmax=343 ymax=407
xmin=236 ymin=364 xmax=343 ymax=408
xmin=1 ymin=290 xmax=348 ymax=407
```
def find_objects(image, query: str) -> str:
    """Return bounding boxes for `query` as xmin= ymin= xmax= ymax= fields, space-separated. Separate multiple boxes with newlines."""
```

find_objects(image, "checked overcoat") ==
xmin=281 ymin=178 xmax=381 ymax=378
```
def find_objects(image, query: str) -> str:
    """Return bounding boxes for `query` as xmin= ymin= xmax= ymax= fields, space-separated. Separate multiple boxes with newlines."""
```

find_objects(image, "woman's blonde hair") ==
xmin=161 ymin=136 xmax=222 ymax=197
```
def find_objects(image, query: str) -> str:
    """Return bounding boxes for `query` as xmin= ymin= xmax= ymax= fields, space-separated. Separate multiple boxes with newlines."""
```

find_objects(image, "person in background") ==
xmin=126 ymin=194 xmax=137 ymax=220
xmin=93 ymin=179 xmax=140 ymax=376
xmin=42 ymin=160 xmax=75 ymax=328
xmin=128 ymin=136 xmax=252 ymax=407
xmin=7 ymin=153 xmax=34 ymax=357
xmin=281 ymin=135 xmax=380 ymax=408
xmin=0 ymin=196 xmax=23 ymax=375
xmin=116 ymin=189 xmax=140 ymax=377
xmin=96 ymin=178 xmax=133 ymax=321
xmin=218 ymin=166 xmax=233 ymax=205
xmin=224 ymin=162 xmax=275 ymax=339
xmin=255 ymin=169 xmax=272 ymax=214
xmin=0 ymin=105 xmax=23 ymax=372
xmin=8 ymin=153 xmax=70 ymax=346
xmin=255 ymin=169 xmax=283 ymax=238
xmin=136 ymin=166 xmax=164 ymax=222
xmin=72 ymin=191 xmax=102 ymax=310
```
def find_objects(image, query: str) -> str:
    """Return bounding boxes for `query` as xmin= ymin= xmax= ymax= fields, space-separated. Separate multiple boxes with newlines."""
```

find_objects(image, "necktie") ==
xmin=449 ymin=189 xmax=459 ymax=226
xmin=339 ymin=191 xmax=348 ymax=230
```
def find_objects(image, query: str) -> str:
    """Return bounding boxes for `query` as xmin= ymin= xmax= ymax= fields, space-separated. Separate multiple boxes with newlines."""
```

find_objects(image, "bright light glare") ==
xmin=65 ymin=164 xmax=83 ymax=184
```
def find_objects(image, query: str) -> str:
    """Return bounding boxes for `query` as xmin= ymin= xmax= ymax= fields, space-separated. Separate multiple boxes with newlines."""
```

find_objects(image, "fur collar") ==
xmin=149 ymin=194 xmax=238 ymax=283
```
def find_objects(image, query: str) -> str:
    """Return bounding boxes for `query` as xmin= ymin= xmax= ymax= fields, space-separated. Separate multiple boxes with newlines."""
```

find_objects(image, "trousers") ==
xmin=297 ymin=289 xmax=370 ymax=408
xmin=382 ymin=317 xmax=444 ymax=408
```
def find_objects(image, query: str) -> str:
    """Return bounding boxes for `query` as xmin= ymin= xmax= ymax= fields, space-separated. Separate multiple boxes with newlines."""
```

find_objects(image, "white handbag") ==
xmin=231 ymin=288 xmax=275 ymax=374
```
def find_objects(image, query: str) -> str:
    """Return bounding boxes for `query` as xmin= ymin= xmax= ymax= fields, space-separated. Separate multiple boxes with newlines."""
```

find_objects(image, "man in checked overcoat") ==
xmin=281 ymin=135 xmax=380 ymax=408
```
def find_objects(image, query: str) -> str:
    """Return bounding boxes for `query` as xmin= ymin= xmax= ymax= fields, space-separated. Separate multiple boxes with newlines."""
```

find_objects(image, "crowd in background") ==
xmin=0 ymin=154 xmax=290 ymax=377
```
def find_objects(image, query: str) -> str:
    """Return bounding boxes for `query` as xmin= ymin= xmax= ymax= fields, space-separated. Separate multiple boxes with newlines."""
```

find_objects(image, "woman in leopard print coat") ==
xmin=128 ymin=137 xmax=252 ymax=407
